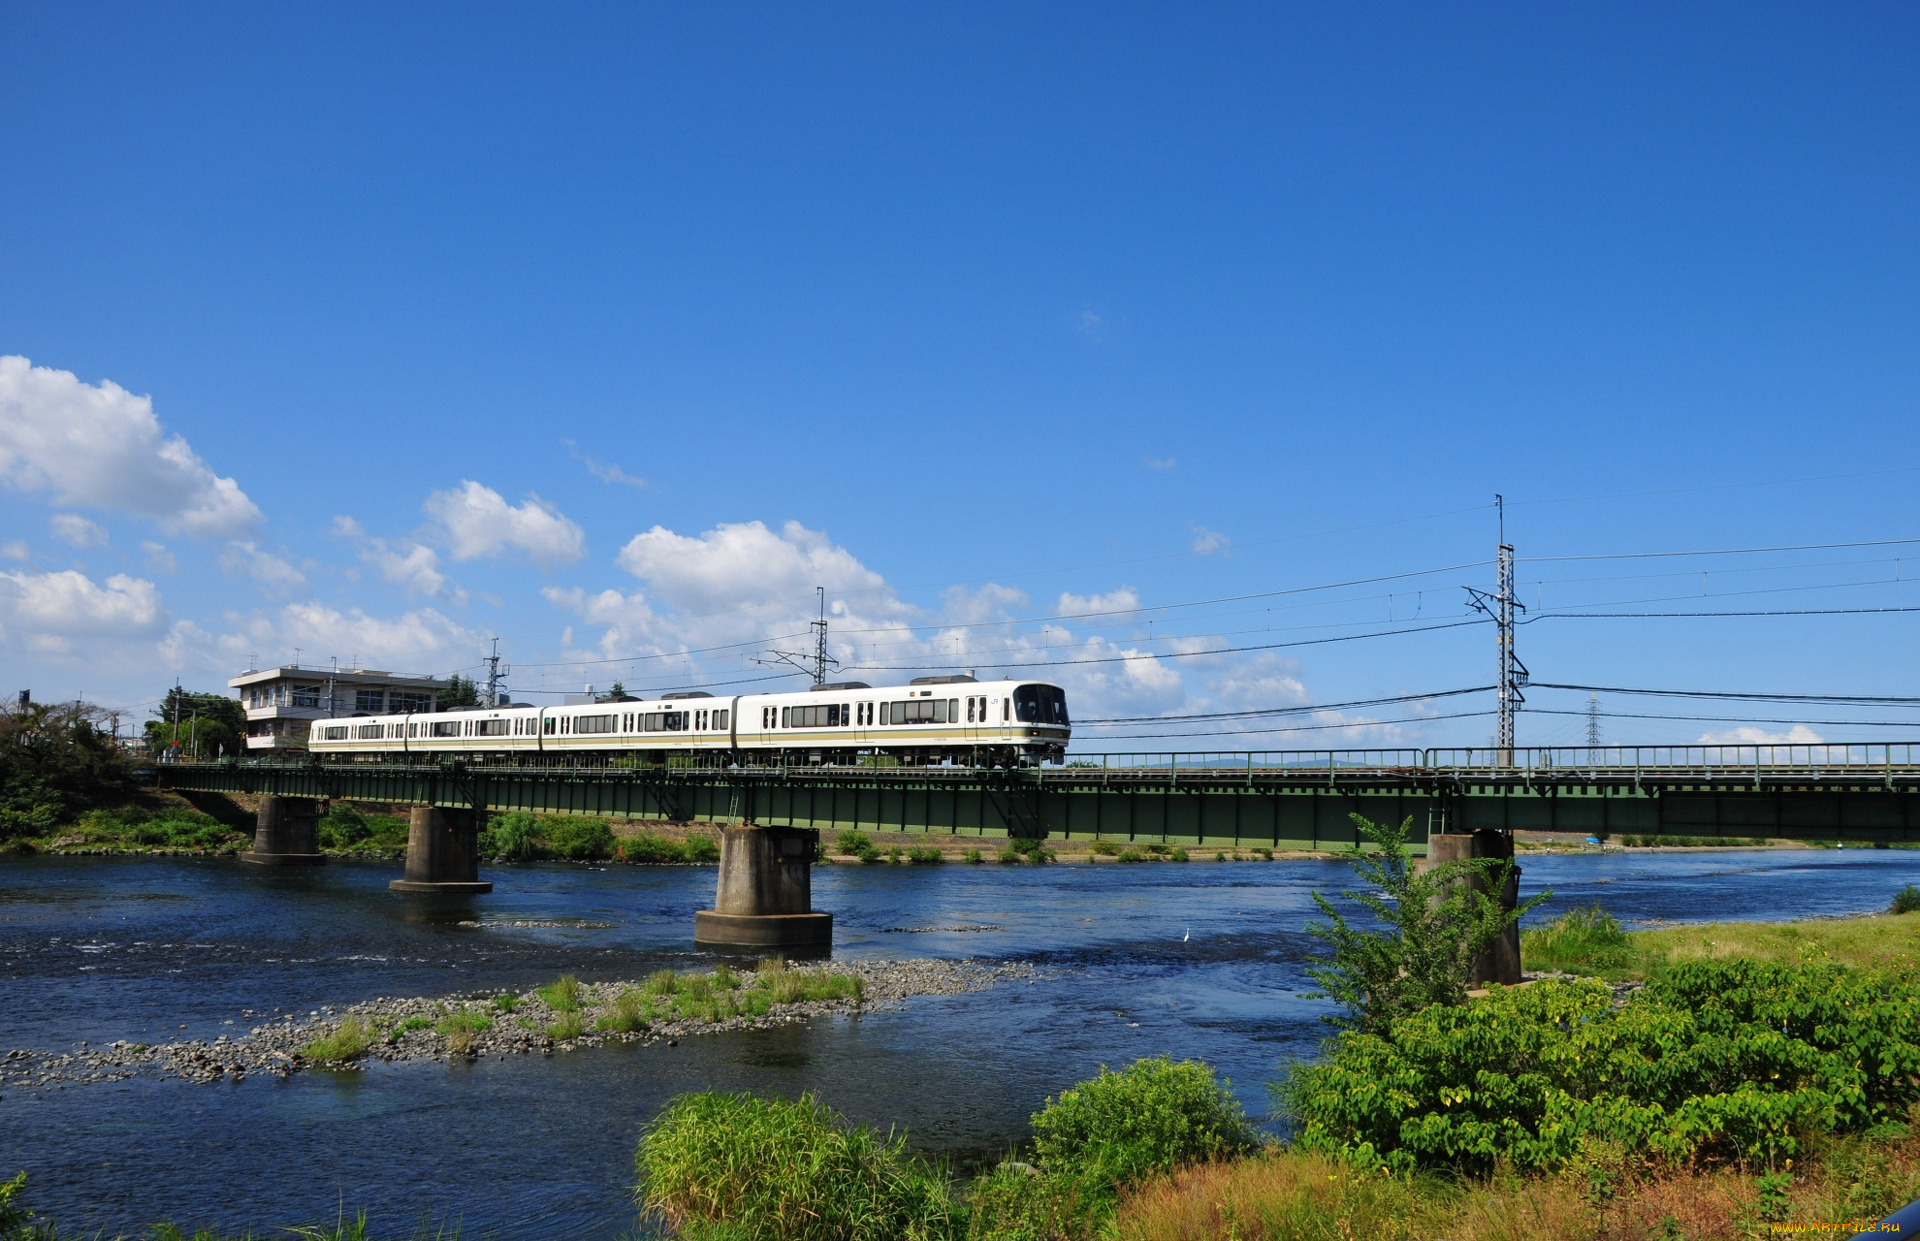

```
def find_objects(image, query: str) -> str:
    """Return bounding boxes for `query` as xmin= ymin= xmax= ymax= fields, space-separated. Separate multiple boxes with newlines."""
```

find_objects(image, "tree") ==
xmin=145 ymin=688 xmax=245 ymax=759
xmin=598 ymin=680 xmax=634 ymax=702
xmin=436 ymin=674 xmax=480 ymax=711
xmin=1 ymin=699 xmax=136 ymax=840
xmin=1304 ymin=814 xmax=1547 ymax=1035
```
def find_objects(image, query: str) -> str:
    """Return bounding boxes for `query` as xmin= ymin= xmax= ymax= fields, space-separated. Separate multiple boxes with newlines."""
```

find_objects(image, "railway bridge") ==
xmin=154 ymin=743 xmax=1920 ymax=956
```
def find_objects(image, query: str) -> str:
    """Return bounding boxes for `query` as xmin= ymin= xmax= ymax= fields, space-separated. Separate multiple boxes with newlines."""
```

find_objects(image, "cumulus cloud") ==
xmin=615 ymin=520 xmax=886 ymax=617
xmin=167 ymin=602 xmax=484 ymax=677
xmin=1056 ymin=588 xmax=1140 ymax=620
xmin=220 ymin=541 xmax=307 ymax=591
xmin=50 ymin=514 xmax=108 ymax=548
xmin=425 ymin=480 xmax=585 ymax=569
xmin=363 ymin=539 xmax=465 ymax=604
xmin=0 ymin=541 xmax=26 ymax=562
xmin=0 ymin=569 xmax=164 ymax=646
xmin=0 ymin=356 xmax=262 ymax=537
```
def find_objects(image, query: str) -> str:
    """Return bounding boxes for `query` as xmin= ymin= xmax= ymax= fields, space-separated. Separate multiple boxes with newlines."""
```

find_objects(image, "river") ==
xmin=1 ymin=846 xmax=1914 ymax=1237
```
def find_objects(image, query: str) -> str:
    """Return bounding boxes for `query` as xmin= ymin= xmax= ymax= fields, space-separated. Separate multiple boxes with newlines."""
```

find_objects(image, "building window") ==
xmin=291 ymin=686 xmax=324 ymax=709
xmin=389 ymin=692 xmax=431 ymax=714
xmin=354 ymin=690 xmax=385 ymax=713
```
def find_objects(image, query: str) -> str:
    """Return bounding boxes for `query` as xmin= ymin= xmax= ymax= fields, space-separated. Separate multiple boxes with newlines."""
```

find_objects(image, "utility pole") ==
xmin=483 ymin=637 xmax=508 ymax=706
xmin=812 ymin=587 xmax=830 ymax=689
xmin=172 ymin=679 xmax=182 ymax=756
xmin=1466 ymin=496 xmax=1527 ymax=766
xmin=328 ymin=657 xmax=338 ymax=719
xmin=1586 ymin=694 xmax=1602 ymax=749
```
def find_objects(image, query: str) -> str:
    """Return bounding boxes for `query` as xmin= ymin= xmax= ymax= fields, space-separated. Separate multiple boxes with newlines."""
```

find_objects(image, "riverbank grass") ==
xmin=299 ymin=1015 xmax=372 ymax=1063
xmin=1524 ymin=907 xmax=1920 ymax=979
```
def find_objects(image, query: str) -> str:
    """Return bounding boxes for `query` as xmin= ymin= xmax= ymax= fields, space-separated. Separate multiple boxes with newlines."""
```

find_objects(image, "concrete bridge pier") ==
xmin=389 ymin=807 xmax=493 ymax=894
xmin=1423 ymin=829 xmax=1521 ymax=986
xmin=239 ymin=795 xmax=326 ymax=866
xmin=693 ymin=823 xmax=833 ymax=949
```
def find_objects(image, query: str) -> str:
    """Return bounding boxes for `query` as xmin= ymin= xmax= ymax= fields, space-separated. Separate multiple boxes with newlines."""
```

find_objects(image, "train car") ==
xmin=307 ymin=675 xmax=1069 ymax=766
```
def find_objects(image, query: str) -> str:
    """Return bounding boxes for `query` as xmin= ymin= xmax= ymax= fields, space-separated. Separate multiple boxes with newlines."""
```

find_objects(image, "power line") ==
xmin=1082 ymin=708 xmax=1497 ymax=742
xmin=1531 ymin=681 xmax=1920 ymax=706
xmin=1535 ymin=605 xmax=1920 ymax=620
xmin=845 ymin=617 xmax=1488 ymax=673
xmin=1075 ymin=686 xmax=1492 ymax=726
xmin=1524 ymin=537 xmax=1920 ymax=564
xmin=1528 ymin=707 xmax=1920 ymax=730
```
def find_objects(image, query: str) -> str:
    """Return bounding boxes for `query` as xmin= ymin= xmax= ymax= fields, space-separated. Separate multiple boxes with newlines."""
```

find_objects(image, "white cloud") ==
xmin=1056 ymin=588 xmax=1139 ymax=620
xmin=1076 ymin=310 xmax=1106 ymax=342
xmin=425 ymin=480 xmax=585 ymax=569
xmin=186 ymin=602 xmax=484 ymax=677
xmin=220 ymin=541 xmax=306 ymax=591
xmin=50 ymin=514 xmax=108 ymax=548
xmin=615 ymin=520 xmax=886 ymax=616
xmin=330 ymin=515 xmax=365 ymax=538
xmin=1190 ymin=526 xmax=1229 ymax=556
xmin=2 ymin=540 xmax=29 ymax=562
xmin=141 ymin=542 xmax=177 ymax=574
xmin=0 ymin=568 xmax=164 ymax=640
xmin=0 ymin=355 xmax=262 ymax=538
xmin=1696 ymin=725 xmax=1825 ymax=745
xmin=564 ymin=440 xmax=648 ymax=489
xmin=363 ymin=539 xmax=465 ymax=604
xmin=1144 ymin=456 xmax=1178 ymax=471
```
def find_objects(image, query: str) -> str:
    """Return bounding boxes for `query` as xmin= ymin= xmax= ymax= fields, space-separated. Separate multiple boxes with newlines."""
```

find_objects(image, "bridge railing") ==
xmin=1424 ymin=743 xmax=1920 ymax=775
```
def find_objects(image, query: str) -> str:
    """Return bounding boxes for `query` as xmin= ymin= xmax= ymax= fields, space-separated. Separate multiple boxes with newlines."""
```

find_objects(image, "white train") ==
xmin=306 ymin=675 xmax=1070 ymax=766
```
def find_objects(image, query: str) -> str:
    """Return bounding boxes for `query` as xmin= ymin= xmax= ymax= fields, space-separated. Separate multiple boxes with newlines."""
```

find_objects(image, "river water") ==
xmin=1 ymin=847 xmax=1914 ymax=1237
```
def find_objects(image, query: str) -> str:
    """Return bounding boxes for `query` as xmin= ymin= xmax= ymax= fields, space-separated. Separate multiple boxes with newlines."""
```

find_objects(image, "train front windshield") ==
xmin=1013 ymin=685 xmax=1069 ymax=725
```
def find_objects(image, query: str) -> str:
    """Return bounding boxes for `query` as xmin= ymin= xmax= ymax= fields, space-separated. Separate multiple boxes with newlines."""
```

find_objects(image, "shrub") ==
xmin=907 ymin=847 xmax=943 ymax=864
xmin=1304 ymin=814 xmax=1546 ymax=1034
xmin=1282 ymin=959 xmax=1920 ymax=1175
xmin=1091 ymin=841 xmax=1119 ymax=856
xmin=1029 ymin=1056 xmax=1259 ymax=1204
xmin=1521 ymin=904 xmax=1634 ymax=974
xmin=836 ymin=829 xmax=877 ymax=861
xmin=963 ymin=848 xmax=984 ymax=864
xmin=317 ymin=805 xmax=374 ymax=850
xmin=1007 ymin=837 xmax=1054 ymax=864
xmin=682 ymin=835 xmax=720 ymax=864
xmin=1169 ymin=848 xmax=1189 ymax=863
xmin=635 ymin=1091 xmax=957 ymax=1241
xmin=479 ymin=811 xmax=542 ymax=861
xmin=542 ymin=815 xmax=615 ymax=861
xmin=1116 ymin=847 xmax=1148 ymax=864
xmin=597 ymin=989 xmax=650 ymax=1034
xmin=1893 ymin=885 xmax=1920 ymax=915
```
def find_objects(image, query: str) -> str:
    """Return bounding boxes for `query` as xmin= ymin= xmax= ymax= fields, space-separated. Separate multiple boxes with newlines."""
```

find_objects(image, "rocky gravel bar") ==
xmin=0 ymin=959 xmax=1041 ymax=1094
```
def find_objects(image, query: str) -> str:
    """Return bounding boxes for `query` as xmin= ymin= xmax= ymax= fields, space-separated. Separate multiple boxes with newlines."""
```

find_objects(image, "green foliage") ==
xmin=836 ymin=829 xmax=877 ymax=861
xmin=315 ymin=805 xmax=407 ymax=854
xmin=73 ymin=806 xmax=240 ymax=851
xmin=1116 ymin=847 xmax=1148 ymax=864
xmin=1892 ymin=885 xmax=1920 ymax=915
xmin=542 ymin=816 xmax=614 ymax=861
xmin=300 ymin=1016 xmax=372 ymax=1063
xmin=963 ymin=848 xmax=984 ymax=864
xmin=547 ymin=1010 xmax=585 ymax=1040
xmin=435 ymin=675 xmax=481 ymax=711
xmin=1002 ymin=838 xmax=1054 ymax=864
xmin=1168 ymin=848 xmax=1189 ymax=863
xmin=1520 ymin=904 xmax=1635 ymax=975
xmin=907 ymin=847 xmax=943 ymax=864
xmin=491 ymin=993 xmax=521 ymax=1013
xmin=1282 ymin=959 xmax=1920 ymax=1176
xmin=536 ymin=973 xmax=581 ymax=1012
xmin=477 ymin=811 xmax=541 ymax=861
xmin=635 ymin=1091 xmax=958 ymax=1241
xmin=1620 ymin=833 xmax=1768 ymax=848
xmin=0 ymin=1170 xmax=50 ymax=1241
xmin=144 ymin=687 xmax=246 ymax=761
xmin=1090 ymin=841 xmax=1118 ymax=856
xmin=0 ymin=699 xmax=137 ymax=842
xmin=682 ymin=835 xmax=720 ymax=864
xmin=1303 ymin=814 xmax=1547 ymax=1034
xmin=597 ymin=989 xmax=651 ymax=1033
xmin=1028 ymin=1056 xmax=1258 ymax=1206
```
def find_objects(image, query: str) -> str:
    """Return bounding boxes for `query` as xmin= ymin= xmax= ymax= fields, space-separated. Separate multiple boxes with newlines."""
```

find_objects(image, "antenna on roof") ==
xmin=754 ymin=585 xmax=841 ymax=688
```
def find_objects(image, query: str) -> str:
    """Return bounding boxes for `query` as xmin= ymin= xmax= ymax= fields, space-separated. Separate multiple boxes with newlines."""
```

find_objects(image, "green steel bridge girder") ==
xmin=152 ymin=762 xmax=1920 ymax=849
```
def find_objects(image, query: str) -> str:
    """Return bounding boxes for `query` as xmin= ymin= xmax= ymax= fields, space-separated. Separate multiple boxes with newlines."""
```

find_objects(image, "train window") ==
xmin=887 ymin=700 xmax=949 ymax=725
xmin=714 ymin=709 xmax=729 ymax=730
xmin=355 ymin=724 xmax=382 ymax=739
xmin=949 ymin=698 xmax=958 ymax=721
xmin=1002 ymin=698 xmax=1009 ymax=722
xmin=320 ymin=725 xmax=349 ymax=740
xmin=785 ymin=705 xmax=840 ymax=728
xmin=642 ymin=711 xmax=687 ymax=732
xmin=407 ymin=722 xmax=417 ymax=738
xmin=780 ymin=707 xmax=789 ymax=728
xmin=430 ymin=720 xmax=460 ymax=738
xmin=842 ymin=704 xmax=850 ymax=725
xmin=543 ymin=716 xmax=556 ymax=735
xmin=1012 ymin=686 xmax=1069 ymax=725
xmin=476 ymin=719 xmax=510 ymax=737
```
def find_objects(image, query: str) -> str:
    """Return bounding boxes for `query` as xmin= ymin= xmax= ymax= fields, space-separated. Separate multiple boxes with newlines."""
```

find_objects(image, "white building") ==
xmin=229 ymin=665 xmax=447 ymax=751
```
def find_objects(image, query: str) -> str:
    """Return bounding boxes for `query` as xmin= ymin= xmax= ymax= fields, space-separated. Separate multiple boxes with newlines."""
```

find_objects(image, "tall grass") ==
xmin=535 ymin=973 xmax=581 ymax=1011
xmin=1520 ymin=904 xmax=1634 ymax=975
xmin=434 ymin=1009 xmax=491 ymax=1056
xmin=298 ymin=1015 xmax=372 ymax=1063
xmin=636 ymin=1092 xmax=957 ymax=1241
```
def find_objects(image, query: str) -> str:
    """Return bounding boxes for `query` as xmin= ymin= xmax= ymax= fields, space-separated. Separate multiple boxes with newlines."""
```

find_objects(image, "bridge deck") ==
xmin=154 ymin=744 xmax=1920 ymax=848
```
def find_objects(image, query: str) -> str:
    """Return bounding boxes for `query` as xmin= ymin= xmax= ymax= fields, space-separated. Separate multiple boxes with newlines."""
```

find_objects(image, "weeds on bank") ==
xmin=298 ymin=1015 xmax=372 ymax=1064
xmin=433 ymin=1009 xmax=491 ymax=1055
xmin=1520 ymin=905 xmax=1639 ymax=977
xmin=474 ymin=811 xmax=717 ymax=864
xmin=535 ymin=973 xmax=581 ymax=1012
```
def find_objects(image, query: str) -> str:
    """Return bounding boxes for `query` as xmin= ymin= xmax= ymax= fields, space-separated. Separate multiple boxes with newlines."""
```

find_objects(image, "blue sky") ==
xmin=2 ymin=3 xmax=1917 ymax=749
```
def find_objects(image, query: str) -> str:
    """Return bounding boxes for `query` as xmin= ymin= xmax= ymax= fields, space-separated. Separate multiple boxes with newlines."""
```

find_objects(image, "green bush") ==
xmin=963 ymin=848 xmax=983 ymax=864
xmin=907 ymin=847 xmax=942 ymax=864
xmin=836 ymin=829 xmax=877 ymax=862
xmin=478 ymin=811 xmax=542 ymax=861
xmin=1283 ymin=959 xmax=1920 ymax=1175
xmin=1305 ymin=814 xmax=1545 ymax=1034
xmin=635 ymin=1091 xmax=957 ymax=1241
xmin=1520 ymin=904 xmax=1634 ymax=975
xmin=77 ymin=806 xmax=240 ymax=851
xmin=681 ymin=835 xmax=720 ymax=864
xmin=542 ymin=815 xmax=614 ymax=861
xmin=1892 ymin=885 xmax=1920 ymax=915
xmin=1029 ymin=1056 xmax=1258 ymax=1203
xmin=1116 ymin=846 xmax=1148 ymax=864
